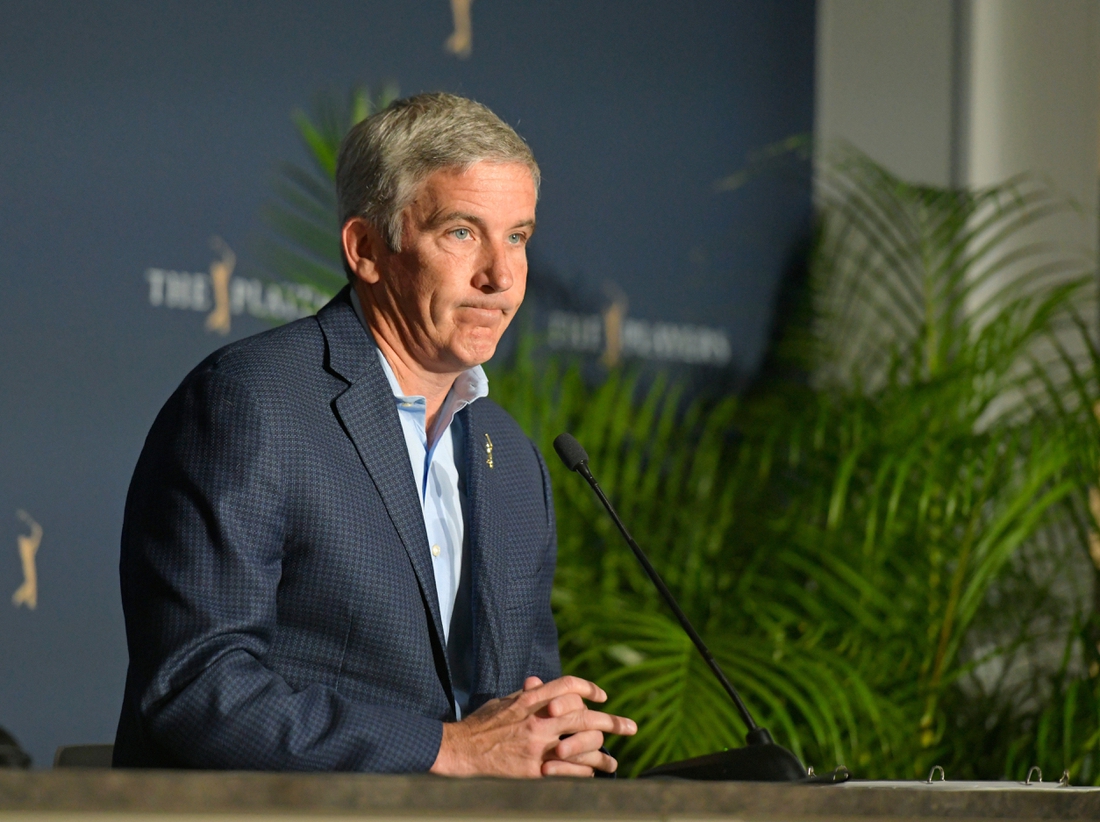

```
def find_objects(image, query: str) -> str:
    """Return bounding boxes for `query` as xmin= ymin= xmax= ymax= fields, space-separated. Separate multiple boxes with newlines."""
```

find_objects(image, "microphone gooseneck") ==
xmin=552 ymin=432 xmax=769 ymax=742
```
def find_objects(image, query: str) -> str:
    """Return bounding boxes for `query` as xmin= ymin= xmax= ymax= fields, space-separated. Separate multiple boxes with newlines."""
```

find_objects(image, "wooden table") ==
xmin=1 ymin=770 xmax=1098 ymax=822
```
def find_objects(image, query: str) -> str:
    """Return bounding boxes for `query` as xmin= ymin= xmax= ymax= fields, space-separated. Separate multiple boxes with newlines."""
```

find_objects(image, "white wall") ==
xmin=818 ymin=0 xmax=1100 ymax=236
xmin=815 ymin=0 xmax=958 ymax=186
xmin=967 ymin=0 xmax=1099 ymax=242
xmin=815 ymin=0 xmax=1100 ymax=386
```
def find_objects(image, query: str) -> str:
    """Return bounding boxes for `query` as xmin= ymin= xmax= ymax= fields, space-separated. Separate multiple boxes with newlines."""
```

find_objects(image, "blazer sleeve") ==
xmin=118 ymin=365 xmax=443 ymax=771
xmin=524 ymin=443 xmax=562 ymax=683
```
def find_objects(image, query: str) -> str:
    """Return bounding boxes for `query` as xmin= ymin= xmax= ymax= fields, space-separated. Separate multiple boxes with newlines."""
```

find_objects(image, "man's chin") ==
xmin=447 ymin=321 xmax=513 ymax=364
xmin=447 ymin=335 xmax=502 ymax=370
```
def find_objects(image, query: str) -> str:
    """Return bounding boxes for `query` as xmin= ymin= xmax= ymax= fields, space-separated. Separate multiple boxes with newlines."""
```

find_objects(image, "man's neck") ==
xmin=373 ymin=334 xmax=458 ymax=430
xmin=352 ymin=285 xmax=460 ymax=431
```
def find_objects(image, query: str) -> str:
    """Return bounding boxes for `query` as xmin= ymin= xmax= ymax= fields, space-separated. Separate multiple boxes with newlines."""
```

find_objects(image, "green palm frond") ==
xmin=258 ymin=84 xmax=399 ymax=298
xmin=813 ymin=146 xmax=1093 ymax=404
xmin=561 ymin=604 xmax=895 ymax=776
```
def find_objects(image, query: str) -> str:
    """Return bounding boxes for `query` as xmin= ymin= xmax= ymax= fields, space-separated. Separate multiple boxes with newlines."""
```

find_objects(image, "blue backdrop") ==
xmin=0 ymin=0 xmax=814 ymax=767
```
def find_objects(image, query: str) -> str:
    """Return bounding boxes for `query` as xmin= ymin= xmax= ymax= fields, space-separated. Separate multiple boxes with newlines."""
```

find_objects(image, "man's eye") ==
xmin=508 ymin=233 xmax=526 ymax=245
xmin=451 ymin=228 xmax=471 ymax=240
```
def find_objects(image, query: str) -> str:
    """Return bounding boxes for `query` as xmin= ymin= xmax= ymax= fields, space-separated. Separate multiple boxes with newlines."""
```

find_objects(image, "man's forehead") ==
xmin=416 ymin=161 xmax=536 ymax=195
xmin=407 ymin=161 xmax=537 ymax=221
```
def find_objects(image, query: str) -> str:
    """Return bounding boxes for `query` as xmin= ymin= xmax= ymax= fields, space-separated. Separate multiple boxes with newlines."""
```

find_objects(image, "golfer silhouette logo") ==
xmin=12 ymin=510 xmax=41 ymax=610
xmin=446 ymin=0 xmax=473 ymax=58
xmin=601 ymin=300 xmax=626 ymax=368
xmin=205 ymin=237 xmax=235 ymax=336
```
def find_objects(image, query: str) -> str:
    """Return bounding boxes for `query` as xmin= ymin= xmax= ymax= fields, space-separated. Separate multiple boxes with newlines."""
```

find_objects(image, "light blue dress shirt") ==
xmin=351 ymin=291 xmax=487 ymax=717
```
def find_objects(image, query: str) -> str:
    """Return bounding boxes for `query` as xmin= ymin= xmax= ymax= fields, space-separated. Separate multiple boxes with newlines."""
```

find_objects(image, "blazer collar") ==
xmin=316 ymin=286 xmax=374 ymax=384
xmin=316 ymin=288 xmax=455 ymax=707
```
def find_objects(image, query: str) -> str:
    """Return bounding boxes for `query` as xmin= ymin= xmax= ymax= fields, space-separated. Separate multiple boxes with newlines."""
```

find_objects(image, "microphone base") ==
xmin=637 ymin=743 xmax=808 ymax=781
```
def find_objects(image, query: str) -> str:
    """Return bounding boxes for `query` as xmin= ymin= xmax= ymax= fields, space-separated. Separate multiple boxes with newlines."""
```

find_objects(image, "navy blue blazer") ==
xmin=114 ymin=288 xmax=561 ymax=771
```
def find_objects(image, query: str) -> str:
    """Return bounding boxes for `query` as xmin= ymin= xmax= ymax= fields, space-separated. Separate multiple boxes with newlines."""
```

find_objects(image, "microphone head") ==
xmin=553 ymin=433 xmax=589 ymax=472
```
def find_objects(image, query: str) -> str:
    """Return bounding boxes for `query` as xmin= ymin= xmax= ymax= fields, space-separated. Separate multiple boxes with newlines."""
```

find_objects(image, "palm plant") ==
xmin=262 ymin=93 xmax=1100 ymax=780
xmin=545 ymin=149 xmax=1100 ymax=778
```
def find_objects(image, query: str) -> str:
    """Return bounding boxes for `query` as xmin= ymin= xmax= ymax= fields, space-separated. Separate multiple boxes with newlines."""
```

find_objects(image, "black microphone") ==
xmin=553 ymin=432 xmax=808 ymax=781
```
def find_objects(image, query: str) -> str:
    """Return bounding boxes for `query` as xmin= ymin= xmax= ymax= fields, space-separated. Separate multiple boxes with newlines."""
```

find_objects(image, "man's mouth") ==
xmin=457 ymin=305 xmax=508 ymax=324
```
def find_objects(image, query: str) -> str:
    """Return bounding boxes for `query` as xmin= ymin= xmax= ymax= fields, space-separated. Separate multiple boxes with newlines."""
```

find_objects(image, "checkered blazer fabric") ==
xmin=113 ymin=288 xmax=561 ymax=771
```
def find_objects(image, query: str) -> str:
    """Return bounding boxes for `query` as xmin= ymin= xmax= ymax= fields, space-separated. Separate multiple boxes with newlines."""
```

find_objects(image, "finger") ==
xmin=520 ymin=675 xmax=607 ymax=711
xmin=544 ymin=693 xmax=586 ymax=718
xmin=553 ymin=729 xmax=604 ymax=760
xmin=557 ymin=747 xmax=618 ymax=774
xmin=524 ymin=676 xmax=544 ymax=691
xmin=541 ymin=759 xmax=596 ymax=778
xmin=548 ymin=708 xmax=638 ymax=738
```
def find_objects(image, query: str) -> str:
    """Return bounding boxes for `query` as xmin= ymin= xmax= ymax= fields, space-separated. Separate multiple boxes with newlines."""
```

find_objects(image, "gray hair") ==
xmin=336 ymin=92 xmax=540 ymax=270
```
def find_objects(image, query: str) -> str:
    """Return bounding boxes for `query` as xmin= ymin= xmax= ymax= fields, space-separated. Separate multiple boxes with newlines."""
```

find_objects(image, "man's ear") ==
xmin=341 ymin=217 xmax=384 ymax=285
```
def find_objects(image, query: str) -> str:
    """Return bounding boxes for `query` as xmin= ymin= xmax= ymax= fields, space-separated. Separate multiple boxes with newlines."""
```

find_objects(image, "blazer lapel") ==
xmin=316 ymin=290 xmax=452 ymax=695
xmin=461 ymin=401 xmax=508 ymax=705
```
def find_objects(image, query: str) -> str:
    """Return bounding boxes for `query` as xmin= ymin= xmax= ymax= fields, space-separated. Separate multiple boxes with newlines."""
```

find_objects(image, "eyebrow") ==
xmin=426 ymin=210 xmax=536 ymax=233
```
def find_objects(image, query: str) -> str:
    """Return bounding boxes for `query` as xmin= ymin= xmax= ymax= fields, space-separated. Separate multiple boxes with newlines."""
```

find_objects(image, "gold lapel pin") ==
xmin=485 ymin=433 xmax=494 ymax=469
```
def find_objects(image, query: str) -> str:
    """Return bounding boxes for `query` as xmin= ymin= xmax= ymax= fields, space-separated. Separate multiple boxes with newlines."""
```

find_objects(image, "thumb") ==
xmin=523 ymin=676 xmax=544 ymax=691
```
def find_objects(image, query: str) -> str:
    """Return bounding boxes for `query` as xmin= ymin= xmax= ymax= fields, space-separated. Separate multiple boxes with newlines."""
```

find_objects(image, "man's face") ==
xmin=368 ymin=161 xmax=536 ymax=374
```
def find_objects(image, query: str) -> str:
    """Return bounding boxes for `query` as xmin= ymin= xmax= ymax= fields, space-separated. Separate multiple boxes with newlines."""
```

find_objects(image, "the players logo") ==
xmin=144 ymin=238 xmax=328 ymax=331
xmin=547 ymin=298 xmax=733 ymax=368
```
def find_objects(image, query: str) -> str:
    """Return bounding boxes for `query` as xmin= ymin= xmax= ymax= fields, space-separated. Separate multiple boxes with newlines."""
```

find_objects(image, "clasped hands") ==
xmin=430 ymin=675 xmax=637 ymax=778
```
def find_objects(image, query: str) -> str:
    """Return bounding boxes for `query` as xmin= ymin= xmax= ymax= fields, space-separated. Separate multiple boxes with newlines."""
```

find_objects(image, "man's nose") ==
xmin=477 ymin=240 xmax=517 ymax=293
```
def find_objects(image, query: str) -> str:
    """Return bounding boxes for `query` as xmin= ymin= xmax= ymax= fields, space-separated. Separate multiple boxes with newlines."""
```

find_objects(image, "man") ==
xmin=114 ymin=93 xmax=635 ymax=776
